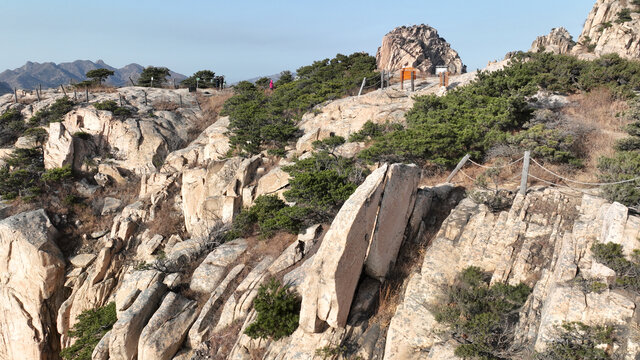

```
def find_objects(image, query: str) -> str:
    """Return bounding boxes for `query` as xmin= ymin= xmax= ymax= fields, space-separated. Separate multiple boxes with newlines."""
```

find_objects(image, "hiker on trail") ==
xmin=269 ymin=79 xmax=274 ymax=90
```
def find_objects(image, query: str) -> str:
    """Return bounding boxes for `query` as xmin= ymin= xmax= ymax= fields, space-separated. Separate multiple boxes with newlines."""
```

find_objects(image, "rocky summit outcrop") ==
xmin=572 ymin=0 xmax=640 ymax=59
xmin=530 ymin=27 xmax=576 ymax=54
xmin=376 ymin=24 xmax=465 ymax=74
xmin=0 ymin=210 xmax=64 ymax=360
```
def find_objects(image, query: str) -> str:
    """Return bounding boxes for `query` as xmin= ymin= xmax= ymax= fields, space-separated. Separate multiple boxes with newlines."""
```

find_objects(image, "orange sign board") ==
xmin=401 ymin=67 xmax=417 ymax=80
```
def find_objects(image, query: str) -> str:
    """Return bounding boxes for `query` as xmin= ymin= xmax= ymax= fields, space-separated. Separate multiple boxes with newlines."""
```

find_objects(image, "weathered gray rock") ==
xmin=69 ymin=253 xmax=96 ymax=268
xmin=101 ymin=197 xmax=123 ymax=215
xmin=376 ymin=24 xmax=465 ymax=74
xmin=299 ymin=165 xmax=388 ymax=332
xmin=189 ymin=238 xmax=248 ymax=293
xmin=0 ymin=209 xmax=64 ymax=360
xmin=138 ymin=292 xmax=198 ymax=360
xmin=365 ymin=164 xmax=420 ymax=280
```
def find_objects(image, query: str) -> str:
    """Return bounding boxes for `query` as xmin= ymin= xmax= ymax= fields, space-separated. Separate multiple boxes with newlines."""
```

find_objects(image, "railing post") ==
xmin=446 ymin=154 xmax=471 ymax=183
xmin=520 ymin=151 xmax=531 ymax=195
xmin=358 ymin=77 xmax=366 ymax=97
xmin=13 ymin=88 xmax=18 ymax=103
xmin=380 ymin=70 xmax=384 ymax=90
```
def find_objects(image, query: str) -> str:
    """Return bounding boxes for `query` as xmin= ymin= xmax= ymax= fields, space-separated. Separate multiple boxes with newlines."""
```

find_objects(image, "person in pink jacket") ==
xmin=269 ymin=79 xmax=274 ymax=90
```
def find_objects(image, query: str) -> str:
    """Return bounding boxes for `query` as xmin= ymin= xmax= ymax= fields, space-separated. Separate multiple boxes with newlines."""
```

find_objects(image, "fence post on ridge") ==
xmin=358 ymin=77 xmax=366 ymax=96
xmin=520 ymin=151 xmax=531 ymax=195
xmin=446 ymin=154 xmax=471 ymax=183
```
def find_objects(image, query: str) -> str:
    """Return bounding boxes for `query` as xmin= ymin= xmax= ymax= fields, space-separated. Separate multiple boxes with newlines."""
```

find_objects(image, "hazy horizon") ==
xmin=1 ymin=0 xmax=594 ymax=82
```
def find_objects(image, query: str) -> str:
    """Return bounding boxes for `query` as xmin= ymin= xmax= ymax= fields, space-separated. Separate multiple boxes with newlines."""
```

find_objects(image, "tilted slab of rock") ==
xmin=215 ymin=256 xmax=274 ymax=331
xmin=109 ymin=281 xmax=167 ymax=360
xmin=189 ymin=238 xmax=248 ymax=293
xmin=365 ymin=163 xmax=420 ymax=280
xmin=299 ymin=164 xmax=388 ymax=332
xmin=384 ymin=189 xmax=640 ymax=359
xmin=188 ymin=263 xmax=245 ymax=348
xmin=138 ymin=292 xmax=198 ymax=360
xmin=376 ymin=24 xmax=465 ymax=74
xmin=0 ymin=209 xmax=64 ymax=360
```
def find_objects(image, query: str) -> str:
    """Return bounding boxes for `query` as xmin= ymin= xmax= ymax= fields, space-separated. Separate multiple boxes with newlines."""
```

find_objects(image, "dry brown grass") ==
xmin=146 ymin=195 xmax=187 ymax=240
xmin=185 ymin=91 xmax=234 ymax=142
xmin=153 ymin=100 xmax=180 ymax=111
xmin=208 ymin=321 xmax=243 ymax=359
xmin=558 ymin=88 xmax=630 ymax=182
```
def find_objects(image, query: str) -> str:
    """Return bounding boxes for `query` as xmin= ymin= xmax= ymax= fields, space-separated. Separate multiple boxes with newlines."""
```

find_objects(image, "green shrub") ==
xmin=535 ymin=322 xmax=615 ymax=360
xmin=181 ymin=70 xmax=224 ymax=89
xmin=73 ymin=131 xmax=92 ymax=141
xmin=0 ymin=148 xmax=44 ymax=200
xmin=60 ymin=303 xmax=117 ymax=360
xmin=283 ymin=152 xmax=367 ymax=217
xmin=94 ymin=100 xmax=118 ymax=112
xmin=315 ymin=345 xmax=348 ymax=359
xmin=591 ymin=242 xmax=640 ymax=293
xmin=616 ymin=8 xmax=633 ymax=23
xmin=29 ymin=96 xmax=74 ymax=126
xmin=86 ymin=69 xmax=114 ymax=84
xmin=507 ymin=124 xmax=582 ymax=166
xmin=23 ymin=127 xmax=48 ymax=143
xmin=597 ymin=151 xmax=640 ymax=208
xmin=94 ymin=101 xmax=131 ymax=118
xmin=222 ymin=53 xmax=378 ymax=155
xmin=244 ymin=278 xmax=300 ymax=340
xmin=137 ymin=66 xmax=170 ymax=87
xmin=312 ymin=135 xmax=345 ymax=152
xmin=360 ymin=52 xmax=640 ymax=168
xmin=432 ymin=266 xmax=531 ymax=359
xmin=41 ymin=164 xmax=73 ymax=182
xmin=226 ymin=195 xmax=308 ymax=240
xmin=0 ymin=108 xmax=25 ymax=147
xmin=348 ymin=121 xmax=403 ymax=142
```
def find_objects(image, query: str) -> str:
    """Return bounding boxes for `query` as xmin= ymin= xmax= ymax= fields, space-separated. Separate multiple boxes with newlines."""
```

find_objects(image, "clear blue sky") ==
xmin=1 ymin=0 xmax=595 ymax=82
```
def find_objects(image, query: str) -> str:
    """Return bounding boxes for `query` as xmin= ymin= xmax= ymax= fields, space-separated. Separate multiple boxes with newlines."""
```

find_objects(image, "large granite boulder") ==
xmin=299 ymin=165 xmax=388 ymax=332
xmin=376 ymin=24 xmax=465 ymax=74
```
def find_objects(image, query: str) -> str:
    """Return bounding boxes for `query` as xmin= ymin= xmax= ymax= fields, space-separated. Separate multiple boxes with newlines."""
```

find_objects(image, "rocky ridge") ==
xmin=0 ymin=36 xmax=639 ymax=360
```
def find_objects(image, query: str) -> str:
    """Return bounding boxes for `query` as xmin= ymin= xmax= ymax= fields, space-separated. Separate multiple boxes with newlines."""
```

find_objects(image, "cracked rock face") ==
xmin=384 ymin=189 xmax=640 ymax=359
xmin=572 ymin=0 xmax=640 ymax=59
xmin=376 ymin=24 xmax=465 ymax=74
xmin=0 ymin=209 xmax=64 ymax=360
xmin=530 ymin=27 xmax=576 ymax=54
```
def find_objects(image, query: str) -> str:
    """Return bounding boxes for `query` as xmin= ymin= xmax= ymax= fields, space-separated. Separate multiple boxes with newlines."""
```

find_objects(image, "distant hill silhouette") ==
xmin=0 ymin=60 xmax=187 ymax=94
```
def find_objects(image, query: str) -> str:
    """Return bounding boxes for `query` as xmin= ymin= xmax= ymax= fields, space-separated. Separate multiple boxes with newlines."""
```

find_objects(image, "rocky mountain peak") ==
xmin=376 ymin=24 xmax=465 ymax=74
xmin=572 ymin=0 xmax=640 ymax=58
xmin=530 ymin=27 xmax=575 ymax=54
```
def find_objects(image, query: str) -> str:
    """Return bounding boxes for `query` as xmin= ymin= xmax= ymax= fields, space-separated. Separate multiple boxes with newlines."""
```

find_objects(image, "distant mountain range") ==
xmin=0 ymin=60 xmax=187 ymax=94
